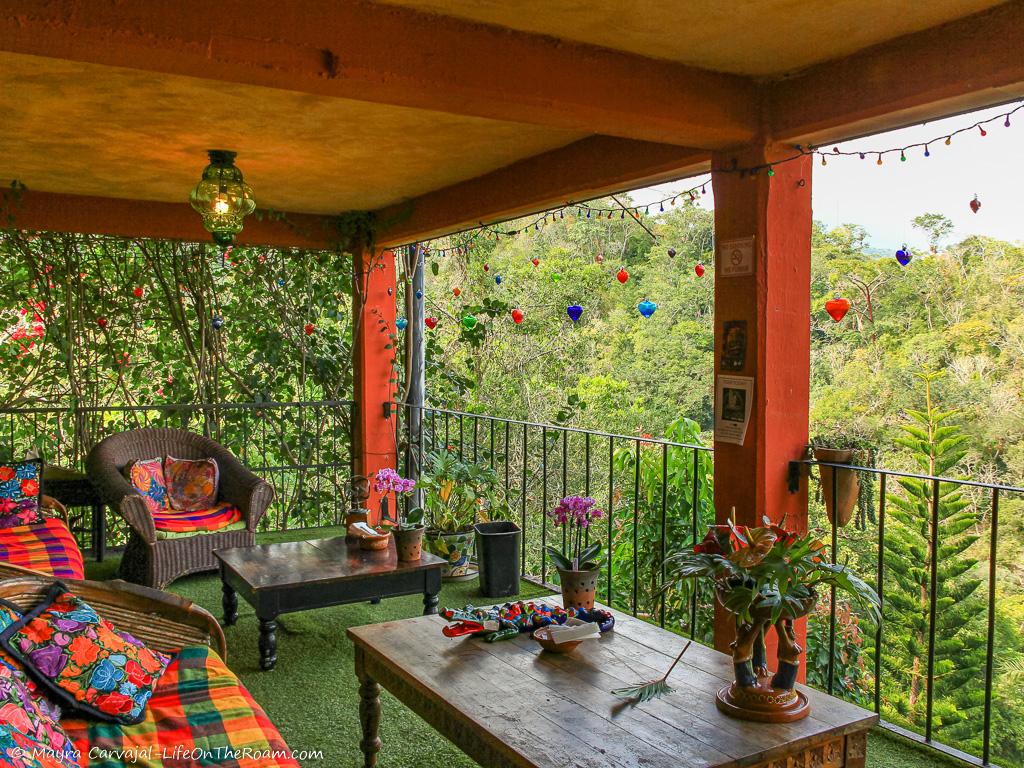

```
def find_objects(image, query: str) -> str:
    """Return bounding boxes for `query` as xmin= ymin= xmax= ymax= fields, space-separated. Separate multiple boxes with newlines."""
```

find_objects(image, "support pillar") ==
xmin=353 ymin=247 xmax=399 ymax=524
xmin=710 ymin=144 xmax=812 ymax=658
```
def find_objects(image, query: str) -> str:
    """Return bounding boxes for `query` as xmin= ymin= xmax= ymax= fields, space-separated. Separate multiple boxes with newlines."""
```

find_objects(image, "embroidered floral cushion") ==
xmin=0 ymin=460 xmax=43 ymax=530
xmin=0 ymin=660 xmax=78 ymax=768
xmin=0 ymin=583 xmax=172 ymax=725
xmin=0 ymin=605 xmax=62 ymax=723
xmin=163 ymin=457 xmax=219 ymax=511
xmin=123 ymin=459 xmax=167 ymax=516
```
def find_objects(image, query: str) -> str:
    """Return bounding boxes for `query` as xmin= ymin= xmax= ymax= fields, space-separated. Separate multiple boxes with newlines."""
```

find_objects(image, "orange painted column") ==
xmin=710 ymin=144 xmax=812 ymax=662
xmin=352 ymin=247 xmax=399 ymax=524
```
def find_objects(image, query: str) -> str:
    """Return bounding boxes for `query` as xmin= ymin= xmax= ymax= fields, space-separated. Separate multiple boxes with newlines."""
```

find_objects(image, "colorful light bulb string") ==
xmin=396 ymin=100 xmax=1021 ymax=258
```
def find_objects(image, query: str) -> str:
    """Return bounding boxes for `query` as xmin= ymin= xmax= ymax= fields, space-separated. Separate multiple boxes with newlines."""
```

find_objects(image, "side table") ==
xmin=42 ymin=466 xmax=105 ymax=561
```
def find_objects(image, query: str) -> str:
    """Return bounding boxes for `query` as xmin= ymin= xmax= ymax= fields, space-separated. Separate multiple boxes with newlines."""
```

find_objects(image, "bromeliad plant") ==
xmin=544 ymin=496 xmax=604 ymax=572
xmin=417 ymin=450 xmax=507 ymax=533
xmin=666 ymin=516 xmax=880 ymax=626
xmin=374 ymin=468 xmax=423 ymax=530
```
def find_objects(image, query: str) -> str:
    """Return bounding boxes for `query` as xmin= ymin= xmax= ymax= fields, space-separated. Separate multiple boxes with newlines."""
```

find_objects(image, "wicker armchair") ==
xmin=86 ymin=428 xmax=274 ymax=589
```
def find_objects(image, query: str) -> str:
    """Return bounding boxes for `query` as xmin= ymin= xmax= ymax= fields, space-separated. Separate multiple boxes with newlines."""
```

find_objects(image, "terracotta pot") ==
xmin=359 ymin=530 xmax=391 ymax=551
xmin=424 ymin=529 xmax=478 ymax=581
xmin=557 ymin=567 xmax=599 ymax=611
xmin=395 ymin=525 xmax=425 ymax=562
xmin=813 ymin=447 xmax=860 ymax=528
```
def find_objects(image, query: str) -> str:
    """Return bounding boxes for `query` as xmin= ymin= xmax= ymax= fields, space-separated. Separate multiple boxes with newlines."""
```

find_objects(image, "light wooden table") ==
xmin=347 ymin=596 xmax=877 ymax=768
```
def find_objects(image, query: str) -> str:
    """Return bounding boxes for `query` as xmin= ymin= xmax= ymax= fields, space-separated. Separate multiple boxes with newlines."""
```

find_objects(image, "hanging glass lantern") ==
xmin=189 ymin=150 xmax=256 ymax=246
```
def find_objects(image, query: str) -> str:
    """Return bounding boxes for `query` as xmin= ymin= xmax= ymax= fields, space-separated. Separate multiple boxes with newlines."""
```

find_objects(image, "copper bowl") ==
xmin=531 ymin=626 xmax=582 ymax=654
xmin=359 ymin=531 xmax=392 ymax=551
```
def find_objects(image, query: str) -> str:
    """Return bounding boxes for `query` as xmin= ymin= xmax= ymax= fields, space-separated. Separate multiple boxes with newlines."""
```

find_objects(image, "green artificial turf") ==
xmin=83 ymin=529 xmax=955 ymax=768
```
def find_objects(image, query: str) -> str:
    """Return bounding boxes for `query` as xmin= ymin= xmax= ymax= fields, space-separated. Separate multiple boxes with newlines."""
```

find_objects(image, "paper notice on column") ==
xmin=715 ymin=375 xmax=754 ymax=445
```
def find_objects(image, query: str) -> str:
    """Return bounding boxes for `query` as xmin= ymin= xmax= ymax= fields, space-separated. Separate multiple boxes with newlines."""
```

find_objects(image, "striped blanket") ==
xmin=0 ymin=517 xmax=84 ymax=580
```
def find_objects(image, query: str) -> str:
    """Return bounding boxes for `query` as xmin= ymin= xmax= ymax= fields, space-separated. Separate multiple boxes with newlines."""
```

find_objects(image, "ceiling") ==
xmin=0 ymin=52 xmax=583 ymax=214
xmin=377 ymin=0 xmax=1004 ymax=76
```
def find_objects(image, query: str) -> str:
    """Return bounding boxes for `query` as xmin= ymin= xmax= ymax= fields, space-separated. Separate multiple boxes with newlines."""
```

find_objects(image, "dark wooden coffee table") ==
xmin=215 ymin=535 xmax=444 ymax=671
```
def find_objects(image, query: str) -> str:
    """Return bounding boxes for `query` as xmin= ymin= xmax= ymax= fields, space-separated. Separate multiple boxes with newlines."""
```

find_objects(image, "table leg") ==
xmin=92 ymin=504 xmax=105 ymax=562
xmin=423 ymin=590 xmax=439 ymax=616
xmin=259 ymin=617 xmax=278 ymax=671
xmin=222 ymin=583 xmax=238 ymax=626
xmin=356 ymin=651 xmax=382 ymax=768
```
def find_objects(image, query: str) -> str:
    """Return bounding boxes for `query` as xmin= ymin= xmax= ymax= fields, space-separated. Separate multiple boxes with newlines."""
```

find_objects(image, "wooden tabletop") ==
xmin=348 ymin=596 xmax=877 ymax=768
xmin=214 ymin=535 xmax=445 ymax=591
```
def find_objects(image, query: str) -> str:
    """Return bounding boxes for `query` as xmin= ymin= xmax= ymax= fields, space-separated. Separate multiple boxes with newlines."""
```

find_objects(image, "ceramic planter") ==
xmin=557 ymin=567 xmax=599 ymax=610
xmin=813 ymin=447 xmax=860 ymax=527
xmin=474 ymin=521 xmax=521 ymax=598
xmin=424 ymin=529 xmax=478 ymax=581
xmin=714 ymin=585 xmax=818 ymax=723
xmin=394 ymin=525 xmax=425 ymax=562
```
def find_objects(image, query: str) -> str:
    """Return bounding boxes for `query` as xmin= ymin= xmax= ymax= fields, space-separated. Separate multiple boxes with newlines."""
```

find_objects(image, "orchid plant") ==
xmin=544 ymin=495 xmax=604 ymax=572
xmin=665 ymin=515 xmax=880 ymax=626
xmin=374 ymin=468 xmax=423 ymax=530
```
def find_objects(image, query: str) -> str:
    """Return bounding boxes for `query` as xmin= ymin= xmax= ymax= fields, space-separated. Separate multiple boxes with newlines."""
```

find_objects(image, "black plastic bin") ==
xmin=474 ymin=521 xmax=522 ymax=598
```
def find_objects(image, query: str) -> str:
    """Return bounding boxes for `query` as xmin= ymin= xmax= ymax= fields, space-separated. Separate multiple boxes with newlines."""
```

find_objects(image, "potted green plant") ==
xmin=375 ymin=468 xmax=424 ymax=561
xmin=544 ymin=496 xmax=603 ymax=610
xmin=662 ymin=515 xmax=879 ymax=721
xmin=418 ymin=450 xmax=507 ymax=581
xmin=809 ymin=435 xmax=866 ymax=527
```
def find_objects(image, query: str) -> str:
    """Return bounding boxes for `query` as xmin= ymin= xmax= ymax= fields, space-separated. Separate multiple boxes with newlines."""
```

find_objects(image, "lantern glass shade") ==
xmin=189 ymin=150 xmax=256 ymax=246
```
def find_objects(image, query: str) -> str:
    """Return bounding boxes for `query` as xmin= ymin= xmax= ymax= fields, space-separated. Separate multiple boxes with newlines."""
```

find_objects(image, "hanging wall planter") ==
xmin=812 ymin=446 xmax=860 ymax=528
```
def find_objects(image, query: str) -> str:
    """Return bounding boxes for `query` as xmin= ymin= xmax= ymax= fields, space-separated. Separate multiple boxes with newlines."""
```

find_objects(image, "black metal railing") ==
xmin=792 ymin=458 xmax=1024 ymax=768
xmin=0 ymin=400 xmax=355 ymax=547
xmin=396 ymin=402 xmax=716 ymax=638
xmin=397 ymin=402 xmax=1023 ymax=768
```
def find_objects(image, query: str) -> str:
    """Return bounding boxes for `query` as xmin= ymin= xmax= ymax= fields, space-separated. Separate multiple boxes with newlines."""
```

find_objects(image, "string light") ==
xmin=403 ymin=101 xmax=1021 ymax=253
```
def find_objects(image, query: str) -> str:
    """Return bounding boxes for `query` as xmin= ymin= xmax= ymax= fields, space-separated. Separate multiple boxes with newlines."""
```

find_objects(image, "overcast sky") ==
xmin=631 ymin=102 xmax=1023 ymax=253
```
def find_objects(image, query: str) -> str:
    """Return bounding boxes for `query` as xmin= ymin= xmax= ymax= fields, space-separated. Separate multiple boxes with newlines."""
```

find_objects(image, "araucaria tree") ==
xmin=880 ymin=371 xmax=985 ymax=748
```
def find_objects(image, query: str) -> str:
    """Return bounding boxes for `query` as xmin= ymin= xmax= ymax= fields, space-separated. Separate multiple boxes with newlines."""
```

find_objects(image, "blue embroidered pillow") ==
xmin=0 ymin=460 xmax=43 ymax=529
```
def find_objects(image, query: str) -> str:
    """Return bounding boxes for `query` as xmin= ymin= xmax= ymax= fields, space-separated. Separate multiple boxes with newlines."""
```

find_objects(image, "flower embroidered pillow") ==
xmin=123 ymin=458 xmax=167 ymax=515
xmin=0 ymin=460 xmax=43 ymax=529
xmin=0 ymin=604 xmax=62 ymax=724
xmin=0 ymin=583 xmax=172 ymax=725
xmin=163 ymin=457 xmax=219 ymax=511
xmin=0 ymin=660 xmax=78 ymax=768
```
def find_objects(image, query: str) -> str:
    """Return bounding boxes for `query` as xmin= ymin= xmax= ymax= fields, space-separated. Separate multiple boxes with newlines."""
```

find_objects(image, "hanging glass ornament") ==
xmin=304 ymin=323 xmax=315 ymax=336
xmin=133 ymin=286 xmax=144 ymax=298
xmin=551 ymin=273 xmax=561 ymax=282
xmin=666 ymin=247 xmax=676 ymax=258
xmin=825 ymin=295 xmax=851 ymax=322
xmin=594 ymin=253 xmax=604 ymax=264
xmin=396 ymin=317 xmax=408 ymax=331
xmin=531 ymin=258 xmax=540 ymax=267
xmin=511 ymin=309 xmax=524 ymax=324
xmin=637 ymin=299 xmax=657 ymax=318
xmin=695 ymin=263 xmax=705 ymax=278
xmin=495 ymin=274 xmax=502 ymax=285
xmin=211 ymin=316 xmax=224 ymax=330
xmin=415 ymin=289 xmax=423 ymax=299
xmin=462 ymin=315 xmax=478 ymax=330
xmin=616 ymin=268 xmax=629 ymax=284
xmin=453 ymin=287 xmax=461 ymax=297
xmin=895 ymin=245 xmax=911 ymax=266
xmin=970 ymin=195 xmax=981 ymax=213
xmin=566 ymin=305 xmax=584 ymax=323
xmin=425 ymin=317 xmax=438 ymax=329
xmin=483 ymin=263 xmax=490 ymax=272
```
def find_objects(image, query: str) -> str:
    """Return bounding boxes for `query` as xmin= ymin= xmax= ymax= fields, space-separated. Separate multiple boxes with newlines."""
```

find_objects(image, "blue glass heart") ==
xmin=637 ymin=299 xmax=657 ymax=318
xmin=895 ymin=246 xmax=911 ymax=266
xmin=567 ymin=305 xmax=583 ymax=323
xmin=396 ymin=317 xmax=408 ymax=331
xmin=415 ymin=289 xmax=423 ymax=299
